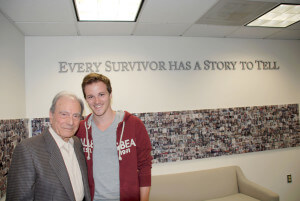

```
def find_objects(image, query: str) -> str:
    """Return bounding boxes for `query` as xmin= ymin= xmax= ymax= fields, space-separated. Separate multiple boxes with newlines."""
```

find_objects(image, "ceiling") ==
xmin=0 ymin=0 xmax=299 ymax=40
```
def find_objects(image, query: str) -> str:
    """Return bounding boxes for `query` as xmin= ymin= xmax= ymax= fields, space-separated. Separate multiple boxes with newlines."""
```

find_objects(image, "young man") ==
xmin=6 ymin=92 xmax=91 ymax=201
xmin=76 ymin=73 xmax=152 ymax=201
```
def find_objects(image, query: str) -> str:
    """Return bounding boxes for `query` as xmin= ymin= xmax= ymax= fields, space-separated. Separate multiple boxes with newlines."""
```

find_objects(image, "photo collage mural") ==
xmin=0 ymin=104 xmax=299 ymax=199
xmin=0 ymin=119 xmax=28 ymax=199
xmin=135 ymin=104 xmax=299 ymax=163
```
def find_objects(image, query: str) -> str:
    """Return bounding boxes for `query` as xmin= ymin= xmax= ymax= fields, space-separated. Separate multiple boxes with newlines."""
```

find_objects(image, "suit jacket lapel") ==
xmin=43 ymin=130 xmax=76 ymax=201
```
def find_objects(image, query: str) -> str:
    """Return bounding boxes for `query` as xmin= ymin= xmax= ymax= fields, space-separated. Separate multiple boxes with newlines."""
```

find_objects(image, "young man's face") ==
xmin=49 ymin=96 xmax=81 ymax=142
xmin=84 ymin=81 xmax=112 ymax=117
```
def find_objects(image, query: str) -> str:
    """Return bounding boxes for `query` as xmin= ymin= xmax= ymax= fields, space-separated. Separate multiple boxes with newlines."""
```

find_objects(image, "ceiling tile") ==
xmin=0 ymin=0 xmax=75 ymax=22
xmin=134 ymin=23 xmax=190 ymax=36
xmin=78 ymin=22 xmax=136 ymax=36
xmin=196 ymin=0 xmax=277 ymax=26
xmin=139 ymin=0 xmax=218 ymax=23
xmin=184 ymin=24 xmax=239 ymax=38
xmin=228 ymin=26 xmax=282 ymax=39
xmin=287 ymin=22 xmax=300 ymax=30
xmin=16 ymin=22 xmax=78 ymax=36
xmin=267 ymin=29 xmax=300 ymax=40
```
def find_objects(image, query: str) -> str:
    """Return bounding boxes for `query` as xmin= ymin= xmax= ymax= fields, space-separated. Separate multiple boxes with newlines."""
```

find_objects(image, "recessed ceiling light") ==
xmin=73 ymin=0 xmax=144 ymax=22
xmin=246 ymin=3 xmax=300 ymax=28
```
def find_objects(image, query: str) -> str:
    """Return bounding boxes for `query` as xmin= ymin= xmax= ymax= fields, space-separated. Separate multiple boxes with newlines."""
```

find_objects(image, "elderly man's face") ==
xmin=49 ymin=96 xmax=81 ymax=142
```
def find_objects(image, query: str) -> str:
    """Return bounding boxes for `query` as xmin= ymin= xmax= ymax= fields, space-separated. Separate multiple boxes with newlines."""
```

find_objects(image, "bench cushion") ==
xmin=206 ymin=193 xmax=260 ymax=201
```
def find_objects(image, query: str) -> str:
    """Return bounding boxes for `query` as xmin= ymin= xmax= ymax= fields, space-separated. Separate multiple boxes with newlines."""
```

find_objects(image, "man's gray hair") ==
xmin=50 ymin=91 xmax=84 ymax=115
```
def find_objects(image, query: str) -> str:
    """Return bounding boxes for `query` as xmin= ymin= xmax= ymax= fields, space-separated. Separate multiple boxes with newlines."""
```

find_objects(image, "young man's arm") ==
xmin=140 ymin=186 xmax=151 ymax=201
xmin=135 ymin=116 xmax=152 ymax=201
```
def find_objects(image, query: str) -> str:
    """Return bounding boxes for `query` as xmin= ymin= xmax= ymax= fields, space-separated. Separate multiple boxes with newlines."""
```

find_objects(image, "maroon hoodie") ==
xmin=76 ymin=111 xmax=152 ymax=201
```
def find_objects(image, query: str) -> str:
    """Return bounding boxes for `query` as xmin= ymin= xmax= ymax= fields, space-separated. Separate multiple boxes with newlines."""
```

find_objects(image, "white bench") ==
xmin=150 ymin=166 xmax=279 ymax=201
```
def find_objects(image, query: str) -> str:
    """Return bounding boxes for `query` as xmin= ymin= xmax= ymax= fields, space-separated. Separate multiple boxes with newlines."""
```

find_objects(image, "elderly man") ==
xmin=6 ymin=91 xmax=91 ymax=201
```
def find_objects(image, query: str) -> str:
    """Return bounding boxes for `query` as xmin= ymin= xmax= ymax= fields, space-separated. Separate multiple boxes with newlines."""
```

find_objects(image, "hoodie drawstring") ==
xmin=85 ymin=120 xmax=92 ymax=160
xmin=118 ymin=121 xmax=125 ymax=160
xmin=84 ymin=114 xmax=125 ymax=161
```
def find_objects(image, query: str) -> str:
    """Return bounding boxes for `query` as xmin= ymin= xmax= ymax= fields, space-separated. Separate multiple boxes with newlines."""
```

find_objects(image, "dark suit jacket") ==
xmin=6 ymin=129 xmax=91 ymax=201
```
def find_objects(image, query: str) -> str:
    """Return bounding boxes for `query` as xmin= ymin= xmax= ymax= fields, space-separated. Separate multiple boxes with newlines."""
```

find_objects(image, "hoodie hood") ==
xmin=82 ymin=111 xmax=132 ymax=160
xmin=83 ymin=111 xmax=131 ymax=127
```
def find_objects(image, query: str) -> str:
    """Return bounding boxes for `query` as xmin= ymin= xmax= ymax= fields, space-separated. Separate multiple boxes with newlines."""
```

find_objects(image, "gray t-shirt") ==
xmin=92 ymin=111 xmax=124 ymax=201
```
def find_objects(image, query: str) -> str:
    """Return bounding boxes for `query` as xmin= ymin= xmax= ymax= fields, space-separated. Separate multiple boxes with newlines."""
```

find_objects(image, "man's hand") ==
xmin=140 ymin=186 xmax=151 ymax=201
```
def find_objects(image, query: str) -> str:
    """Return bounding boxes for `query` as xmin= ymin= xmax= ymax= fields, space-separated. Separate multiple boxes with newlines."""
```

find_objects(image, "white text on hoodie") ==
xmin=117 ymin=139 xmax=136 ymax=156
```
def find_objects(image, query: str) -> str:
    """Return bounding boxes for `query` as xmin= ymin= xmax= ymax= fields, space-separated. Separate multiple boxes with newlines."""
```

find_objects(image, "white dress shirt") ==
xmin=49 ymin=127 xmax=84 ymax=201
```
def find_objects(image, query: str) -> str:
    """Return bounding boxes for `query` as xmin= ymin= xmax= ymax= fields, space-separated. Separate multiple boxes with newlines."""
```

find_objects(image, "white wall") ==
xmin=0 ymin=12 xmax=25 ymax=119
xmin=0 ymin=10 xmax=25 ymax=201
xmin=24 ymin=36 xmax=300 ymax=201
xmin=25 ymin=36 xmax=300 ymax=116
